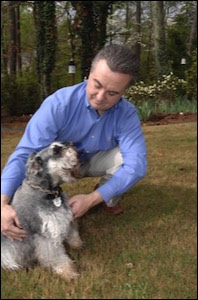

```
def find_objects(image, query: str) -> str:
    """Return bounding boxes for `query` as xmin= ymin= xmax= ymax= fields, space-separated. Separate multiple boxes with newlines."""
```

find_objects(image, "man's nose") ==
xmin=97 ymin=89 xmax=106 ymax=100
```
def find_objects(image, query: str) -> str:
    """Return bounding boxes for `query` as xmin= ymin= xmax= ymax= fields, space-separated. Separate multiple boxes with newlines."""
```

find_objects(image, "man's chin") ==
xmin=91 ymin=101 xmax=106 ymax=109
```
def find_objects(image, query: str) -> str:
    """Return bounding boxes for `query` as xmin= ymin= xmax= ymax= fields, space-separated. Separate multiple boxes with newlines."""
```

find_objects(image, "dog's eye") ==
xmin=35 ymin=156 xmax=43 ymax=165
xmin=53 ymin=145 xmax=62 ymax=155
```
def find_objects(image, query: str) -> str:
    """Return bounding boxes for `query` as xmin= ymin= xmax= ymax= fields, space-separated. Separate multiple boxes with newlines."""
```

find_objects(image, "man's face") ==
xmin=86 ymin=59 xmax=131 ymax=116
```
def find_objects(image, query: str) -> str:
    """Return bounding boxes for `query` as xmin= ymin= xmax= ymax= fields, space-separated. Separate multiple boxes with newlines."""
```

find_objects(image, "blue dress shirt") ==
xmin=1 ymin=81 xmax=147 ymax=203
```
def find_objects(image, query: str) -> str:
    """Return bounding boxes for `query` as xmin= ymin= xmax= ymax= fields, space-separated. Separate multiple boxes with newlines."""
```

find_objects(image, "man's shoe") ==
xmin=102 ymin=203 xmax=124 ymax=215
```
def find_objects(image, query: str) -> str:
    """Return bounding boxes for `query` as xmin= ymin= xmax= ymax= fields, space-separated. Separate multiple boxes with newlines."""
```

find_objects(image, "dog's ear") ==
xmin=32 ymin=156 xmax=43 ymax=170
xmin=26 ymin=154 xmax=44 ymax=177
xmin=28 ymin=152 xmax=37 ymax=161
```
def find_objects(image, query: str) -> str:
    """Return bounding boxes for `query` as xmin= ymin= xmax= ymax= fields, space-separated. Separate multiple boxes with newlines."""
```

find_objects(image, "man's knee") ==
xmin=91 ymin=146 xmax=123 ymax=176
xmin=79 ymin=146 xmax=123 ymax=177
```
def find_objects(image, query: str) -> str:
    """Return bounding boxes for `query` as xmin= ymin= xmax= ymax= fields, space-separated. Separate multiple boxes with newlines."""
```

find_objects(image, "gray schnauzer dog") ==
xmin=1 ymin=142 xmax=83 ymax=281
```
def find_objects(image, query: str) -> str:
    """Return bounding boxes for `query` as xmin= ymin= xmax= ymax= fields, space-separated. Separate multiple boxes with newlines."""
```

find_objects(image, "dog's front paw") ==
xmin=68 ymin=237 xmax=84 ymax=249
xmin=55 ymin=263 xmax=80 ymax=281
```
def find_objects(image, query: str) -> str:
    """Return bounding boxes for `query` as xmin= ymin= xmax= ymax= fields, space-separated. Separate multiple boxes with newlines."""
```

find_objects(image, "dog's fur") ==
xmin=1 ymin=142 xmax=83 ymax=281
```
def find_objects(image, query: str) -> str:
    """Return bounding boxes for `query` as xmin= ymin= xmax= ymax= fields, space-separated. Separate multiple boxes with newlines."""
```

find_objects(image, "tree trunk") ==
xmin=71 ymin=1 xmax=114 ymax=80
xmin=187 ymin=2 xmax=197 ymax=55
xmin=71 ymin=1 xmax=97 ymax=80
xmin=34 ymin=1 xmax=56 ymax=99
xmin=8 ymin=1 xmax=17 ymax=75
xmin=16 ymin=3 xmax=22 ymax=75
xmin=151 ymin=1 xmax=169 ymax=78
xmin=135 ymin=1 xmax=141 ymax=67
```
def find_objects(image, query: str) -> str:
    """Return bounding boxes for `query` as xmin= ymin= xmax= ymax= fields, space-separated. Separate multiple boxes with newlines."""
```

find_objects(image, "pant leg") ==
xmin=79 ymin=146 xmax=123 ymax=207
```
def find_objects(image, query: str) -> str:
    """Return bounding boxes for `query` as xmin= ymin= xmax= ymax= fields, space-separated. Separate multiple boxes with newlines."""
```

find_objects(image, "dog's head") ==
xmin=26 ymin=142 xmax=79 ymax=187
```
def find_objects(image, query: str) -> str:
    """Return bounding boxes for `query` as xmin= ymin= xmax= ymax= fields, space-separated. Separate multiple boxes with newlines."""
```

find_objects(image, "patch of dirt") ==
xmin=1 ymin=112 xmax=197 ymax=129
xmin=1 ymin=115 xmax=32 ymax=129
xmin=142 ymin=112 xmax=197 ymax=126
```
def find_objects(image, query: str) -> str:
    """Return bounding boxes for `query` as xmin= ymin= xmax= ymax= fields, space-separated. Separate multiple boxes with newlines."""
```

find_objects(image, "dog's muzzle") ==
xmin=71 ymin=164 xmax=80 ymax=179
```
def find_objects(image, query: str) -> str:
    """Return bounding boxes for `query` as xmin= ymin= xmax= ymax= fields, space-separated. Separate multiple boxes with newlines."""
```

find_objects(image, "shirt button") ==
xmin=91 ymin=136 xmax=95 ymax=138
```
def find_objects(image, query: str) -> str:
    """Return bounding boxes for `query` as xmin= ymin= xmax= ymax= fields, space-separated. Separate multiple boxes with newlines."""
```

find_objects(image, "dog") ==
xmin=1 ymin=142 xmax=83 ymax=281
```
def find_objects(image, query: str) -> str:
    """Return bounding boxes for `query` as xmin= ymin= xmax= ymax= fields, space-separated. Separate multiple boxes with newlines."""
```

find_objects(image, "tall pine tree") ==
xmin=34 ymin=1 xmax=57 ymax=99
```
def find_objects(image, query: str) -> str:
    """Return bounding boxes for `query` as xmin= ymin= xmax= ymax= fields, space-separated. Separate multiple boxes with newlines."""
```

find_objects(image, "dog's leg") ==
xmin=1 ymin=239 xmax=23 ymax=270
xmin=66 ymin=221 xmax=84 ymax=249
xmin=1 ymin=235 xmax=35 ymax=270
xmin=34 ymin=236 xmax=80 ymax=281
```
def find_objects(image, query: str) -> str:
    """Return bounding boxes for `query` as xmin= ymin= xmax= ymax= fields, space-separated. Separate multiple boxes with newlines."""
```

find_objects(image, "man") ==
xmin=1 ymin=43 xmax=147 ymax=241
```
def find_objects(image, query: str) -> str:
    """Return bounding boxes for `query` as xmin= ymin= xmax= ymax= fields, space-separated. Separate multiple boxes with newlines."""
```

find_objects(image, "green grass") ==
xmin=1 ymin=122 xmax=197 ymax=299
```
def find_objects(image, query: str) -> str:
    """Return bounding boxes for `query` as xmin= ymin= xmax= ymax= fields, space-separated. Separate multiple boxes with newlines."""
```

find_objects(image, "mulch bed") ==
xmin=142 ymin=112 xmax=197 ymax=126
xmin=1 ymin=112 xmax=197 ymax=128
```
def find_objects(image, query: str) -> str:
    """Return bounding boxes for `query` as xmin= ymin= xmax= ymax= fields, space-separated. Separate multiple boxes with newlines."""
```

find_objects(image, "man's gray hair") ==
xmin=91 ymin=44 xmax=139 ymax=86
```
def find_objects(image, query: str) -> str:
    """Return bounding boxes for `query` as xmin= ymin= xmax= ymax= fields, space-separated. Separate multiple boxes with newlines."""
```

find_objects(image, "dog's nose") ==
xmin=53 ymin=144 xmax=62 ymax=155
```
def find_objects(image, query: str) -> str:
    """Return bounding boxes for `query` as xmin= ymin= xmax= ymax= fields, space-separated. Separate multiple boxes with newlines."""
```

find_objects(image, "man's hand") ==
xmin=68 ymin=190 xmax=103 ymax=218
xmin=1 ymin=195 xmax=28 ymax=241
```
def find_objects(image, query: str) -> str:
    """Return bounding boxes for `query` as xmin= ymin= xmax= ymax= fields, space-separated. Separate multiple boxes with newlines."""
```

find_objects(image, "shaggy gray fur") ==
xmin=1 ymin=142 xmax=83 ymax=280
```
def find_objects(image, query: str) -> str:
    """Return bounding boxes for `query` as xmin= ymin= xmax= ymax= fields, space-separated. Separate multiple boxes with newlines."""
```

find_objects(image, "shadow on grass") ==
xmin=125 ymin=183 xmax=196 ymax=219
xmin=78 ymin=182 xmax=196 ymax=233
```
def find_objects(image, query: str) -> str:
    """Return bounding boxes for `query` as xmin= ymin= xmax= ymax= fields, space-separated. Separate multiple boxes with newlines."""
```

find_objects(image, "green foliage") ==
xmin=125 ymin=72 xmax=196 ymax=121
xmin=157 ymin=97 xmax=197 ymax=114
xmin=135 ymin=97 xmax=197 ymax=122
xmin=1 ymin=72 xmax=41 ymax=116
xmin=20 ymin=4 xmax=36 ymax=57
xmin=185 ymin=50 xmax=197 ymax=99
xmin=167 ymin=14 xmax=190 ymax=78
xmin=125 ymin=73 xmax=187 ymax=104
xmin=136 ymin=101 xmax=154 ymax=122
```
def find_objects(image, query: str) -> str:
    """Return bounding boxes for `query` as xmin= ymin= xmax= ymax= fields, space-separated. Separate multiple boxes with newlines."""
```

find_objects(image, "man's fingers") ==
xmin=2 ymin=221 xmax=28 ymax=241
xmin=13 ymin=215 xmax=23 ymax=229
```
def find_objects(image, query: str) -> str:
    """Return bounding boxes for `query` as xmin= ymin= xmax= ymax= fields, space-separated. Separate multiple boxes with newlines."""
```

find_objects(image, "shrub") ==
xmin=1 ymin=72 xmax=41 ymax=116
xmin=125 ymin=73 xmax=186 ymax=104
xmin=185 ymin=50 xmax=197 ymax=100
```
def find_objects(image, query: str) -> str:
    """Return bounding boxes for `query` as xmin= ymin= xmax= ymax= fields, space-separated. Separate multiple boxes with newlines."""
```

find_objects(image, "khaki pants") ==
xmin=79 ymin=146 xmax=123 ymax=207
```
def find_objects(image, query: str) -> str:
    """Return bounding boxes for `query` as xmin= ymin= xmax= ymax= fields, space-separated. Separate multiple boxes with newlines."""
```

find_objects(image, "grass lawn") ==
xmin=1 ymin=122 xmax=197 ymax=299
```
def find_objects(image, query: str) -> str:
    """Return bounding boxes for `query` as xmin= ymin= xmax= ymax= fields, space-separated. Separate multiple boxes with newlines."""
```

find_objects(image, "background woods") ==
xmin=1 ymin=1 xmax=197 ymax=117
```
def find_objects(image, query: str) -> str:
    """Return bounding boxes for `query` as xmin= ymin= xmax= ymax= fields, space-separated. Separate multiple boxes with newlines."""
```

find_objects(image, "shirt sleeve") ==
xmin=97 ymin=107 xmax=147 ymax=203
xmin=1 ymin=95 xmax=62 ymax=199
